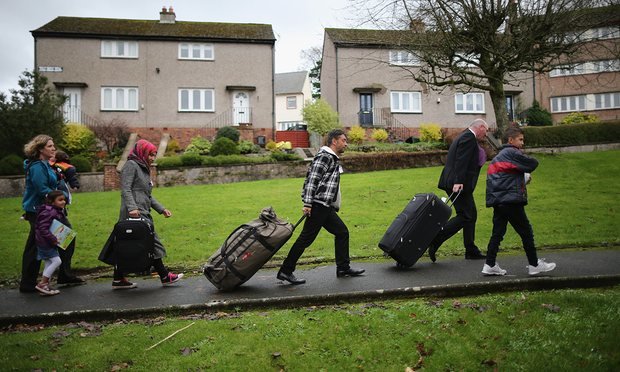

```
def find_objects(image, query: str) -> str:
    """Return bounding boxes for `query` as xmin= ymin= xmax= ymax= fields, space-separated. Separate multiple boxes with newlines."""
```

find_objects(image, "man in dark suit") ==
xmin=429 ymin=119 xmax=489 ymax=261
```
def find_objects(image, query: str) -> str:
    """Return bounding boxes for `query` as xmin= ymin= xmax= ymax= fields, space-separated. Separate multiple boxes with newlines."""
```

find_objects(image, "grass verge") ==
xmin=1 ymin=287 xmax=618 ymax=370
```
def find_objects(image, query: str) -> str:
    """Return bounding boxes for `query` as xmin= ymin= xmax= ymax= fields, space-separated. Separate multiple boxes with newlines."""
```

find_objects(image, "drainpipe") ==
xmin=271 ymin=43 xmax=276 ymax=140
xmin=335 ymin=46 xmax=339 ymax=113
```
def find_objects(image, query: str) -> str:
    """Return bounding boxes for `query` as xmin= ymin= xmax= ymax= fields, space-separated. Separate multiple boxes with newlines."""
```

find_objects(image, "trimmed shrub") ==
xmin=523 ymin=121 xmax=620 ymax=147
xmin=265 ymin=140 xmax=278 ymax=152
xmin=559 ymin=112 xmax=599 ymax=125
xmin=71 ymin=155 xmax=92 ymax=173
xmin=524 ymin=101 xmax=552 ymax=126
xmin=0 ymin=154 xmax=24 ymax=175
xmin=180 ymin=153 xmax=203 ymax=166
xmin=61 ymin=124 xmax=97 ymax=156
xmin=238 ymin=140 xmax=260 ymax=154
xmin=216 ymin=126 xmax=240 ymax=143
xmin=210 ymin=137 xmax=240 ymax=156
xmin=184 ymin=136 xmax=211 ymax=155
xmin=165 ymin=138 xmax=180 ymax=155
xmin=419 ymin=123 xmax=443 ymax=142
xmin=271 ymin=151 xmax=302 ymax=161
xmin=155 ymin=156 xmax=183 ymax=169
xmin=371 ymin=128 xmax=389 ymax=142
xmin=347 ymin=126 xmax=366 ymax=145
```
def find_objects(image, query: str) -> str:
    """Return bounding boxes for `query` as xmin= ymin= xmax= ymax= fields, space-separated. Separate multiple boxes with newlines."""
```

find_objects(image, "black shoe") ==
xmin=57 ymin=276 xmax=86 ymax=286
xmin=336 ymin=267 xmax=365 ymax=278
xmin=395 ymin=262 xmax=411 ymax=269
xmin=277 ymin=270 xmax=306 ymax=285
xmin=428 ymin=243 xmax=439 ymax=263
xmin=465 ymin=251 xmax=487 ymax=260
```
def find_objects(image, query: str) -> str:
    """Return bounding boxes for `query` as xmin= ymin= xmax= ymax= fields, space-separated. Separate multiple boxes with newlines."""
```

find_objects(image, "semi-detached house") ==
xmin=31 ymin=7 xmax=276 ymax=146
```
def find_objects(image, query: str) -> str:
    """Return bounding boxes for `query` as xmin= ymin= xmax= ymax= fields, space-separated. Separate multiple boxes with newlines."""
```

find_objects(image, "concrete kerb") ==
xmin=2 ymin=274 xmax=618 ymax=328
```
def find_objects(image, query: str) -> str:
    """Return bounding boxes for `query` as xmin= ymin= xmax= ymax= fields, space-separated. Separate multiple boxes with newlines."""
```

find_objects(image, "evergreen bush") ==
xmin=238 ymin=140 xmax=260 ymax=154
xmin=271 ymin=151 xmax=302 ymax=161
xmin=180 ymin=153 xmax=203 ymax=166
xmin=61 ymin=124 xmax=97 ymax=156
xmin=184 ymin=136 xmax=211 ymax=155
xmin=210 ymin=137 xmax=240 ymax=156
xmin=216 ymin=126 xmax=240 ymax=143
xmin=559 ymin=112 xmax=599 ymax=125
xmin=71 ymin=155 xmax=92 ymax=173
xmin=371 ymin=128 xmax=388 ymax=142
xmin=524 ymin=101 xmax=552 ymax=126
xmin=155 ymin=156 xmax=183 ymax=168
xmin=523 ymin=121 xmax=620 ymax=147
xmin=0 ymin=154 xmax=24 ymax=175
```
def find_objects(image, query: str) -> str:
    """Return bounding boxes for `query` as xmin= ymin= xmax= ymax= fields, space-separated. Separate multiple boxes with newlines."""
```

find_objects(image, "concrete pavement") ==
xmin=1 ymin=249 xmax=619 ymax=326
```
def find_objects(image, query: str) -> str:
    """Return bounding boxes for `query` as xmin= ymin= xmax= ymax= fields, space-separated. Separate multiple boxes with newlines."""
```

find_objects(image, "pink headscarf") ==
xmin=128 ymin=139 xmax=157 ymax=170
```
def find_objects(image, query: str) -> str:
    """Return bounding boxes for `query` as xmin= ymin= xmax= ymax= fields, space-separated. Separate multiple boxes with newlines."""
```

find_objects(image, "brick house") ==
xmin=31 ymin=7 xmax=276 ymax=146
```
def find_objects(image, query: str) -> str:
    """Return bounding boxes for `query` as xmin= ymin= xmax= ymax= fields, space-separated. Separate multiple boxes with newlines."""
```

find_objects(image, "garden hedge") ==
xmin=523 ymin=121 xmax=620 ymax=147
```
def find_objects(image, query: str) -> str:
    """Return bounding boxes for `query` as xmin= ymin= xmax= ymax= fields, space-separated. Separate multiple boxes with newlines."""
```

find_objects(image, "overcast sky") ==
xmin=1 ymin=0 xmax=357 ymax=95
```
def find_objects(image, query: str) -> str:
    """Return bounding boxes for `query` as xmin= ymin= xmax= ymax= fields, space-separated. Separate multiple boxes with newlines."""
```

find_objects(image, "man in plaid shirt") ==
xmin=277 ymin=129 xmax=365 ymax=285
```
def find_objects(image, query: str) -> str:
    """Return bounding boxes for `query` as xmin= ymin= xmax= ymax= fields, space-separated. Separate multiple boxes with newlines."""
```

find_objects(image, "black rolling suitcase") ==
xmin=111 ymin=218 xmax=155 ymax=274
xmin=379 ymin=193 xmax=454 ymax=267
xmin=203 ymin=207 xmax=305 ymax=291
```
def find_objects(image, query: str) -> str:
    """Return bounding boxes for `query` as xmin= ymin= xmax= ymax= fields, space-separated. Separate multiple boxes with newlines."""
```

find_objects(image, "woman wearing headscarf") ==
xmin=111 ymin=139 xmax=183 ymax=289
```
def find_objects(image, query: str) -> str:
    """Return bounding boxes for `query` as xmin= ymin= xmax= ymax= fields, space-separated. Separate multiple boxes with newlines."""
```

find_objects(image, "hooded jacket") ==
xmin=486 ymin=145 xmax=539 ymax=207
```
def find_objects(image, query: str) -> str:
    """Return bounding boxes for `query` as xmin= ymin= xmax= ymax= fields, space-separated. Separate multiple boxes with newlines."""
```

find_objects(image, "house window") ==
xmin=101 ymin=87 xmax=138 ymax=111
xmin=179 ymin=43 xmax=214 ymax=60
xmin=455 ymin=93 xmax=485 ymax=113
xmin=594 ymin=26 xmax=620 ymax=40
xmin=550 ymin=60 xmax=620 ymax=77
xmin=593 ymin=59 xmax=620 ymax=73
xmin=390 ymin=91 xmax=422 ymax=113
xmin=454 ymin=53 xmax=480 ymax=68
xmin=286 ymin=96 xmax=297 ymax=109
xmin=550 ymin=95 xmax=587 ymax=113
xmin=594 ymin=92 xmax=620 ymax=110
xmin=178 ymin=89 xmax=215 ymax=111
xmin=389 ymin=50 xmax=419 ymax=66
xmin=101 ymin=41 xmax=138 ymax=58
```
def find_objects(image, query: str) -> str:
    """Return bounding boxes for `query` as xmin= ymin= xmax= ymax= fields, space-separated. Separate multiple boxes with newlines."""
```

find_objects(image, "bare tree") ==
xmin=351 ymin=0 xmax=619 ymax=136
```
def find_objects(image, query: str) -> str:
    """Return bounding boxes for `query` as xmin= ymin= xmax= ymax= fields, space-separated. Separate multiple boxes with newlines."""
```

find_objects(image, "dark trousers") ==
xmin=281 ymin=203 xmax=350 ymax=274
xmin=113 ymin=258 xmax=168 ymax=280
xmin=20 ymin=212 xmax=76 ymax=290
xmin=433 ymin=191 xmax=479 ymax=252
xmin=485 ymin=205 xmax=538 ymax=266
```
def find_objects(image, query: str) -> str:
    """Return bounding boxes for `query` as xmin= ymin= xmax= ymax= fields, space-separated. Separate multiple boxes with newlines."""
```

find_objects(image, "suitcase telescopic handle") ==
xmin=446 ymin=189 xmax=462 ymax=208
xmin=293 ymin=215 xmax=307 ymax=230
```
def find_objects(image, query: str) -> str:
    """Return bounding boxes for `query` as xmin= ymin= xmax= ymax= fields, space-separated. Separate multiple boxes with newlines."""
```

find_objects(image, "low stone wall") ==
xmin=0 ymin=172 xmax=104 ymax=199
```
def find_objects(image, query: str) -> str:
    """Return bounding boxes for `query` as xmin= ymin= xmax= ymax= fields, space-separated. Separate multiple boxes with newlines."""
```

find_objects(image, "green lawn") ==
xmin=1 ymin=287 xmax=618 ymax=370
xmin=1 ymin=150 xmax=619 ymax=281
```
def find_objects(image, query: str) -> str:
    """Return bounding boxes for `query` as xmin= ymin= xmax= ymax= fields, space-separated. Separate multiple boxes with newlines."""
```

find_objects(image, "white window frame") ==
xmin=389 ymin=50 xmax=419 ymax=66
xmin=550 ymin=95 xmax=587 ymax=113
xmin=390 ymin=91 xmax=422 ymax=113
xmin=101 ymin=40 xmax=138 ymax=58
xmin=178 ymin=43 xmax=214 ymax=60
xmin=101 ymin=87 xmax=139 ymax=111
xmin=550 ymin=59 xmax=620 ymax=77
xmin=594 ymin=92 xmax=620 ymax=110
xmin=455 ymin=93 xmax=485 ymax=113
xmin=286 ymin=96 xmax=297 ymax=109
xmin=594 ymin=26 xmax=620 ymax=40
xmin=453 ymin=53 xmax=480 ymax=68
xmin=178 ymin=88 xmax=215 ymax=112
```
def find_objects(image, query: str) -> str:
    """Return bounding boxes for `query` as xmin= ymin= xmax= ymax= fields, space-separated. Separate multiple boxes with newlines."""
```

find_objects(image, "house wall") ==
xmin=275 ymin=93 xmax=304 ymax=123
xmin=535 ymin=38 xmax=620 ymax=123
xmin=35 ymin=37 xmax=274 ymax=129
xmin=320 ymin=33 xmax=338 ymax=112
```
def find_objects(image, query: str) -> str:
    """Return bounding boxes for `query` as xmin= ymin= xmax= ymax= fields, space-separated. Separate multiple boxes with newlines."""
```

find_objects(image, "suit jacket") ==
xmin=438 ymin=130 xmax=481 ymax=193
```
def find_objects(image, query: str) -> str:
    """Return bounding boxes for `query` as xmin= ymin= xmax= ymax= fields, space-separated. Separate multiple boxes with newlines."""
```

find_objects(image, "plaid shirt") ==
xmin=302 ymin=147 xmax=341 ymax=208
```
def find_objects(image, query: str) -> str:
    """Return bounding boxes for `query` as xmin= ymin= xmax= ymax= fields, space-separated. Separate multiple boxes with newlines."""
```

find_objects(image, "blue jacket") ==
xmin=486 ymin=145 xmax=539 ymax=207
xmin=22 ymin=160 xmax=58 ymax=213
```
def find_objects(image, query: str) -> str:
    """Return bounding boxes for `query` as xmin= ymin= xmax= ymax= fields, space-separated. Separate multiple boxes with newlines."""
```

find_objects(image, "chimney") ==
xmin=409 ymin=19 xmax=425 ymax=33
xmin=159 ymin=6 xmax=176 ymax=24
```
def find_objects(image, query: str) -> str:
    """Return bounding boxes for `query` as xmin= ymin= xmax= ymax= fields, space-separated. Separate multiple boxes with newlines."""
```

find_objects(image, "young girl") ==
xmin=35 ymin=190 xmax=69 ymax=295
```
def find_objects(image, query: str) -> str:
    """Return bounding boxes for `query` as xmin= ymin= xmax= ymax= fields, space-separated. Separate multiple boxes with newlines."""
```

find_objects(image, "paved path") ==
xmin=1 ymin=249 xmax=619 ymax=326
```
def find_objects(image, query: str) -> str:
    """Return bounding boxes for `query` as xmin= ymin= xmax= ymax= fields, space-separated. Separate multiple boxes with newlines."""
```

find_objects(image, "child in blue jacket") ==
xmin=482 ymin=127 xmax=556 ymax=276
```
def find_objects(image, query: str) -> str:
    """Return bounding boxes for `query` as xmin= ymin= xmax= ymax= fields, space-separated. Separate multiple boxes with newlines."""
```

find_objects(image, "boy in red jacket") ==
xmin=482 ymin=127 xmax=556 ymax=276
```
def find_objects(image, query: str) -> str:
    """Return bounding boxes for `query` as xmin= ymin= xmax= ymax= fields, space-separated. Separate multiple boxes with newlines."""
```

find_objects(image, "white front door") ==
xmin=232 ymin=91 xmax=250 ymax=125
xmin=63 ymin=88 xmax=82 ymax=123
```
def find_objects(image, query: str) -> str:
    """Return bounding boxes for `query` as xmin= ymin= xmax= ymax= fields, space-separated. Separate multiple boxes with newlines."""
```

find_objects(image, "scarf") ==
xmin=127 ymin=139 xmax=157 ymax=171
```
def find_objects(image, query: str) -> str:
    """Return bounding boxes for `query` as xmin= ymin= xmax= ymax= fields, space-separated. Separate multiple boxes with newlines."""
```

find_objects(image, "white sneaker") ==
xmin=481 ymin=263 xmax=507 ymax=276
xmin=528 ymin=259 xmax=556 ymax=275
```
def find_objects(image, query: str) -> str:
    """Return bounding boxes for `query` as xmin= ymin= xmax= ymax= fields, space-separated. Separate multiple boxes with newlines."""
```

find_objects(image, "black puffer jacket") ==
xmin=486 ymin=145 xmax=539 ymax=207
